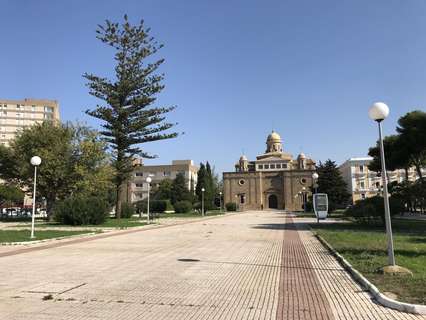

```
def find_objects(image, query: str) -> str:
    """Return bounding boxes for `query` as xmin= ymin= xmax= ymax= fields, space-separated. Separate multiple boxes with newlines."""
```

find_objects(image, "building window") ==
xmin=282 ymin=164 xmax=287 ymax=169
xmin=270 ymin=164 xmax=276 ymax=169
xmin=258 ymin=164 xmax=263 ymax=169
xmin=44 ymin=106 xmax=54 ymax=113
xmin=238 ymin=179 xmax=245 ymax=185
xmin=32 ymin=105 xmax=36 ymax=112
xmin=135 ymin=183 xmax=144 ymax=188
xmin=3 ymin=104 xmax=7 ymax=108
xmin=360 ymin=165 xmax=364 ymax=173
xmin=177 ymin=170 xmax=185 ymax=176
xmin=135 ymin=172 xmax=143 ymax=177
xmin=16 ymin=104 xmax=21 ymax=109
xmin=360 ymin=181 xmax=365 ymax=189
xmin=264 ymin=164 xmax=269 ymax=169
xmin=361 ymin=193 xmax=366 ymax=199
xmin=240 ymin=194 xmax=245 ymax=204
xmin=276 ymin=164 xmax=281 ymax=169
xmin=163 ymin=171 xmax=171 ymax=177
xmin=2 ymin=111 xmax=7 ymax=116
xmin=376 ymin=182 xmax=380 ymax=188
xmin=44 ymin=113 xmax=53 ymax=120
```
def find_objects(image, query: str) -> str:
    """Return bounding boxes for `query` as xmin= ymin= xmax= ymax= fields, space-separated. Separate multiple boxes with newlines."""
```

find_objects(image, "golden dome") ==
xmin=267 ymin=130 xmax=281 ymax=142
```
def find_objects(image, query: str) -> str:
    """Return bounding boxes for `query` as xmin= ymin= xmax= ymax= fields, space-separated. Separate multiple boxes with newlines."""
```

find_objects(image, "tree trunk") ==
xmin=415 ymin=163 xmax=423 ymax=180
xmin=46 ymin=196 xmax=55 ymax=222
xmin=116 ymin=184 xmax=122 ymax=219
xmin=115 ymin=183 xmax=127 ymax=219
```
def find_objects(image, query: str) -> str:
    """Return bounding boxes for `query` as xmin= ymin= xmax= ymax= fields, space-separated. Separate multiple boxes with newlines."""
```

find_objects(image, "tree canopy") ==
xmin=84 ymin=15 xmax=178 ymax=217
xmin=316 ymin=159 xmax=350 ymax=211
xmin=0 ymin=122 xmax=113 ymax=219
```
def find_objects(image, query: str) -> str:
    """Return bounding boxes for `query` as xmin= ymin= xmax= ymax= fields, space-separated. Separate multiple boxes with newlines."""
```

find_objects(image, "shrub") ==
xmin=121 ymin=202 xmax=135 ymax=218
xmin=193 ymin=202 xmax=201 ymax=211
xmin=304 ymin=201 xmax=313 ymax=212
xmin=54 ymin=196 xmax=108 ymax=225
xmin=150 ymin=200 xmax=168 ymax=213
xmin=135 ymin=200 xmax=147 ymax=214
xmin=174 ymin=200 xmax=193 ymax=213
xmin=225 ymin=202 xmax=237 ymax=212
xmin=345 ymin=196 xmax=404 ymax=225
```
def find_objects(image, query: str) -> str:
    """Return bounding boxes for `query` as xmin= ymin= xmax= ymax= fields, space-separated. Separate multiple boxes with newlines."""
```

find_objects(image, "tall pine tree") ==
xmin=84 ymin=15 xmax=177 ymax=217
xmin=196 ymin=163 xmax=206 ymax=202
xmin=316 ymin=159 xmax=350 ymax=211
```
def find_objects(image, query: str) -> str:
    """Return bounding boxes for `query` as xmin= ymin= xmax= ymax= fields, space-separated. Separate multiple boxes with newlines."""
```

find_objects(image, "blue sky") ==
xmin=1 ymin=0 xmax=426 ymax=175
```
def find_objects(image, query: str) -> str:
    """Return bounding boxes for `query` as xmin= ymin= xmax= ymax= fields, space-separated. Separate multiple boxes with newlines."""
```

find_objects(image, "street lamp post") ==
xmin=201 ymin=188 xmax=205 ymax=216
xmin=30 ymin=156 xmax=41 ymax=239
xmin=219 ymin=191 xmax=222 ymax=212
xmin=146 ymin=177 xmax=152 ymax=224
xmin=312 ymin=172 xmax=319 ymax=194
xmin=369 ymin=102 xmax=396 ymax=267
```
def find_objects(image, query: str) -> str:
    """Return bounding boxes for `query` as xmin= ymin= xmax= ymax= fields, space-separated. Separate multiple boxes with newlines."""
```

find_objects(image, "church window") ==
xmin=238 ymin=179 xmax=245 ymax=185
xmin=270 ymin=164 xmax=276 ymax=169
xmin=264 ymin=164 xmax=269 ymax=169
xmin=258 ymin=164 xmax=263 ymax=169
xmin=300 ymin=178 xmax=307 ymax=185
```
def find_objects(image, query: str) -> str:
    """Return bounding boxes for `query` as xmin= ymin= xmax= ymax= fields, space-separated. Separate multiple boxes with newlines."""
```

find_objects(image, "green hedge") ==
xmin=225 ymin=202 xmax=237 ymax=212
xmin=174 ymin=200 xmax=193 ymax=213
xmin=345 ymin=196 xmax=404 ymax=224
xmin=134 ymin=199 xmax=168 ymax=213
xmin=54 ymin=196 xmax=109 ymax=225
xmin=121 ymin=202 xmax=135 ymax=218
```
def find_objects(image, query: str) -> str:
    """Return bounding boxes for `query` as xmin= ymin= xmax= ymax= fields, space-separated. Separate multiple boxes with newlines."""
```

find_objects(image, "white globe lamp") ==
xmin=30 ymin=156 xmax=41 ymax=166
xmin=368 ymin=102 xmax=389 ymax=122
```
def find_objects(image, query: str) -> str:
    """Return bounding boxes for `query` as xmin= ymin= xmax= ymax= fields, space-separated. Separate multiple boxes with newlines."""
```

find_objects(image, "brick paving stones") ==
xmin=0 ymin=211 xmax=424 ymax=320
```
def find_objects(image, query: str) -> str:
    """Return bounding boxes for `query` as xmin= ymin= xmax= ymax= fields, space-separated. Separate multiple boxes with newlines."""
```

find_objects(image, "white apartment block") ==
xmin=0 ymin=98 xmax=60 ymax=146
xmin=339 ymin=157 xmax=424 ymax=204
xmin=127 ymin=160 xmax=198 ymax=203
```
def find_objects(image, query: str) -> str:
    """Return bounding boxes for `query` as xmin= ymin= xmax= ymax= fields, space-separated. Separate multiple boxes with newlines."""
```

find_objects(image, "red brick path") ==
xmin=277 ymin=217 xmax=334 ymax=319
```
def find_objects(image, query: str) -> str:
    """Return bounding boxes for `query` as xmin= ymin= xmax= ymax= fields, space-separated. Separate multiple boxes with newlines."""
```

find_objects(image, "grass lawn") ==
xmin=294 ymin=210 xmax=346 ymax=219
xmin=159 ymin=210 xmax=225 ymax=218
xmin=14 ymin=211 xmax=226 ymax=229
xmin=0 ymin=229 xmax=94 ymax=243
xmin=311 ymin=219 xmax=426 ymax=305
xmin=29 ymin=217 xmax=148 ymax=229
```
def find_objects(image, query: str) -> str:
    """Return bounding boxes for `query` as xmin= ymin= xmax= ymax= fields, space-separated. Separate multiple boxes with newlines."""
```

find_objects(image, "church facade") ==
xmin=223 ymin=131 xmax=316 ymax=211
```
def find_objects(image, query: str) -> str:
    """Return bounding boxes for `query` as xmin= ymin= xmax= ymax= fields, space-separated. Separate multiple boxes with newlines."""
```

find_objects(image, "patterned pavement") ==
xmin=0 ymin=211 xmax=424 ymax=320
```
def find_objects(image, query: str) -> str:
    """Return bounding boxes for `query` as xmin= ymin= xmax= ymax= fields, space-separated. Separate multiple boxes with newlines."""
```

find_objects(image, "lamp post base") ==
xmin=378 ymin=265 xmax=412 ymax=276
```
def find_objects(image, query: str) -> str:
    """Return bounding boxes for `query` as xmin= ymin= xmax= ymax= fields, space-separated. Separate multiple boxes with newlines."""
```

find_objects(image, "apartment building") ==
xmin=339 ymin=157 xmax=424 ymax=203
xmin=127 ymin=160 xmax=198 ymax=203
xmin=0 ymin=98 xmax=60 ymax=146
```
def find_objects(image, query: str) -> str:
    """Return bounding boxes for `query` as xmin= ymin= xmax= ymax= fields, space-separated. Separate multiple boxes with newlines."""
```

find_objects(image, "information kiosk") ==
xmin=313 ymin=193 xmax=328 ymax=222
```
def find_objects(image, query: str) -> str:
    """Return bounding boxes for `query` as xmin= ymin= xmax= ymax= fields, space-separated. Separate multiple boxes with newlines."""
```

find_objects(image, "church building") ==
xmin=223 ymin=131 xmax=316 ymax=211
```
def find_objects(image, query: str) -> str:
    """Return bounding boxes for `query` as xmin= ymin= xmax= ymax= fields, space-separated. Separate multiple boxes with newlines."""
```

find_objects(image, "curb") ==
xmin=315 ymin=233 xmax=426 ymax=315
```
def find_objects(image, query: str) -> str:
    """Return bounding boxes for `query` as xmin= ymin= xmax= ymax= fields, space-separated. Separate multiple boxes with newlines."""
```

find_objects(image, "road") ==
xmin=0 ymin=211 xmax=424 ymax=320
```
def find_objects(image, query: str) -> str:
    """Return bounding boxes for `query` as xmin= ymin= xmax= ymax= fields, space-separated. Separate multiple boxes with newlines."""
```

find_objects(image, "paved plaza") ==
xmin=0 ymin=211 xmax=424 ymax=320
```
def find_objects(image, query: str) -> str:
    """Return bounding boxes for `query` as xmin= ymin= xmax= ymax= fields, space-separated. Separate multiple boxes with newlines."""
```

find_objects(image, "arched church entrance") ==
xmin=268 ymin=194 xmax=278 ymax=209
